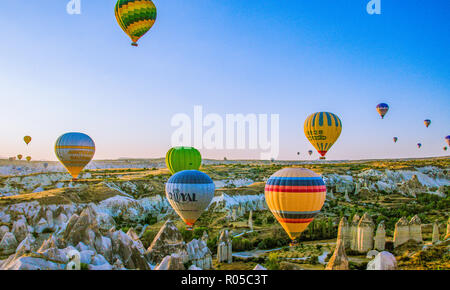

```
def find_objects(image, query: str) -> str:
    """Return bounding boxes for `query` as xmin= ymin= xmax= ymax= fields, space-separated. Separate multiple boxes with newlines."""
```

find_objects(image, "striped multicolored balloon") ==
xmin=115 ymin=0 xmax=157 ymax=47
xmin=376 ymin=103 xmax=389 ymax=119
xmin=165 ymin=170 xmax=215 ymax=229
xmin=55 ymin=132 xmax=95 ymax=180
xmin=265 ymin=168 xmax=326 ymax=243
xmin=304 ymin=112 xmax=342 ymax=159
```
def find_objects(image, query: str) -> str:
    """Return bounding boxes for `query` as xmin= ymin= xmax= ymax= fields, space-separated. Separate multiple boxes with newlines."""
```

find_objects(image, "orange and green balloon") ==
xmin=166 ymin=147 xmax=202 ymax=175
xmin=17 ymin=154 xmax=23 ymax=160
xmin=115 ymin=0 xmax=157 ymax=47
xmin=24 ymin=136 xmax=31 ymax=145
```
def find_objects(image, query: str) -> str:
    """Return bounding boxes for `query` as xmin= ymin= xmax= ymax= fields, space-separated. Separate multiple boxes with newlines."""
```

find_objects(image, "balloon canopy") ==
xmin=304 ymin=112 xmax=342 ymax=159
xmin=55 ymin=132 xmax=95 ymax=180
xmin=115 ymin=0 xmax=157 ymax=46
xmin=24 ymin=136 xmax=32 ymax=145
xmin=166 ymin=147 xmax=202 ymax=175
xmin=165 ymin=170 xmax=215 ymax=229
xmin=265 ymin=168 xmax=326 ymax=242
xmin=376 ymin=103 xmax=389 ymax=119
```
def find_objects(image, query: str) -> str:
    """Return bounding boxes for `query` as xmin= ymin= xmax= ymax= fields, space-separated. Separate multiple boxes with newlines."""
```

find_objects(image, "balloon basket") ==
xmin=186 ymin=225 xmax=193 ymax=231
xmin=320 ymin=157 xmax=326 ymax=160
xmin=289 ymin=240 xmax=298 ymax=247
xmin=131 ymin=42 xmax=138 ymax=47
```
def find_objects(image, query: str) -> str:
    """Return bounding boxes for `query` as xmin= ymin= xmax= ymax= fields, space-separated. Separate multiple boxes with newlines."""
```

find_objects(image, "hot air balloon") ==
xmin=166 ymin=147 xmax=201 ymax=175
xmin=165 ymin=170 xmax=215 ymax=230
xmin=308 ymin=150 xmax=313 ymax=156
xmin=55 ymin=132 xmax=95 ymax=180
xmin=43 ymin=163 xmax=49 ymax=169
xmin=115 ymin=0 xmax=157 ymax=47
xmin=17 ymin=154 xmax=23 ymax=160
xmin=376 ymin=103 xmax=389 ymax=119
xmin=297 ymin=152 xmax=300 ymax=156
xmin=26 ymin=156 xmax=32 ymax=162
xmin=24 ymin=136 xmax=32 ymax=145
xmin=304 ymin=112 xmax=342 ymax=159
xmin=446 ymin=136 xmax=450 ymax=146
xmin=424 ymin=119 xmax=431 ymax=128
xmin=265 ymin=168 xmax=326 ymax=245
xmin=417 ymin=143 xmax=422 ymax=149
xmin=444 ymin=147 xmax=448 ymax=151
xmin=393 ymin=137 xmax=398 ymax=143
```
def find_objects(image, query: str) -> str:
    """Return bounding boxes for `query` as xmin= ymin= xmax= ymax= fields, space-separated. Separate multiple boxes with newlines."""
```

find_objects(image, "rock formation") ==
xmin=350 ymin=214 xmax=360 ymax=251
xmin=253 ymin=264 xmax=267 ymax=270
xmin=217 ymin=229 xmax=232 ymax=263
xmin=248 ymin=210 xmax=253 ymax=231
xmin=186 ymin=238 xmax=213 ymax=270
xmin=356 ymin=213 xmax=374 ymax=253
xmin=393 ymin=217 xmax=410 ymax=248
xmin=432 ymin=222 xmax=440 ymax=243
xmin=154 ymin=254 xmax=185 ymax=270
xmin=374 ymin=222 xmax=386 ymax=251
xmin=325 ymin=238 xmax=349 ymax=270
xmin=145 ymin=219 xmax=188 ymax=265
xmin=366 ymin=251 xmax=397 ymax=270
xmin=337 ymin=217 xmax=350 ymax=249
xmin=445 ymin=217 xmax=450 ymax=240
xmin=409 ymin=215 xmax=422 ymax=243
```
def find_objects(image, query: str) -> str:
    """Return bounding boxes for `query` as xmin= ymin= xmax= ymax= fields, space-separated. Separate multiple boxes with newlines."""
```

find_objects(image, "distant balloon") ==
xmin=24 ymin=136 xmax=32 ymax=145
xmin=43 ymin=163 xmax=49 ymax=169
xmin=417 ymin=143 xmax=422 ymax=149
xmin=115 ymin=0 xmax=157 ymax=47
xmin=424 ymin=119 xmax=431 ymax=128
xmin=265 ymin=168 xmax=326 ymax=243
xmin=393 ymin=137 xmax=398 ymax=143
xmin=308 ymin=150 xmax=313 ymax=156
xmin=17 ymin=154 xmax=23 ymax=160
xmin=304 ymin=112 xmax=342 ymax=159
xmin=26 ymin=156 xmax=31 ymax=162
xmin=55 ymin=132 xmax=95 ymax=180
xmin=165 ymin=170 xmax=215 ymax=229
xmin=376 ymin=103 xmax=389 ymax=119
xmin=297 ymin=152 xmax=300 ymax=156
xmin=166 ymin=147 xmax=201 ymax=175
xmin=446 ymin=136 xmax=450 ymax=146
xmin=444 ymin=147 xmax=448 ymax=151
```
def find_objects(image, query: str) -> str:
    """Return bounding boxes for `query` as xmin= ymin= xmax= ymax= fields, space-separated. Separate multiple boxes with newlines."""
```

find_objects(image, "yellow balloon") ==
xmin=26 ymin=156 xmax=32 ymax=162
xmin=24 ymin=136 xmax=32 ymax=145
xmin=304 ymin=112 xmax=342 ymax=159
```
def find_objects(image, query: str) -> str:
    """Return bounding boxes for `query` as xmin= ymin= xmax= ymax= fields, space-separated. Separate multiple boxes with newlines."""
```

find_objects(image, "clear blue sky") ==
xmin=0 ymin=0 xmax=448 ymax=161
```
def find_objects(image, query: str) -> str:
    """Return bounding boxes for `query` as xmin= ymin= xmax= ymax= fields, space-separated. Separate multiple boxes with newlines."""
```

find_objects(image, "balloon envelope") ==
xmin=55 ymin=132 xmax=95 ymax=179
xmin=376 ymin=103 xmax=389 ymax=119
xmin=308 ymin=150 xmax=313 ymax=156
xmin=304 ymin=112 xmax=342 ymax=159
xmin=417 ymin=143 xmax=422 ymax=148
xmin=17 ymin=154 xmax=23 ymax=160
xmin=166 ymin=147 xmax=202 ymax=175
xmin=424 ymin=119 xmax=431 ymax=128
xmin=115 ymin=0 xmax=157 ymax=46
xmin=444 ymin=147 xmax=448 ymax=151
xmin=26 ymin=156 xmax=31 ymax=162
xmin=265 ymin=168 xmax=326 ymax=241
xmin=24 ymin=136 xmax=32 ymax=145
xmin=165 ymin=170 xmax=215 ymax=227
xmin=446 ymin=136 xmax=450 ymax=146
xmin=393 ymin=137 xmax=398 ymax=143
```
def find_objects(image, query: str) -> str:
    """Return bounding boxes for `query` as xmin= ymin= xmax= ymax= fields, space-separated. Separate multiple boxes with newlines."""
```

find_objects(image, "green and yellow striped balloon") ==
xmin=166 ymin=147 xmax=202 ymax=175
xmin=115 ymin=0 xmax=157 ymax=47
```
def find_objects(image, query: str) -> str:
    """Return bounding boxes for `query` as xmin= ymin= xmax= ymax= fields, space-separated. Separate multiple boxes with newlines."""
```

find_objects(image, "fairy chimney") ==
xmin=337 ymin=217 xmax=351 ymax=249
xmin=409 ymin=215 xmax=422 ymax=243
xmin=217 ymin=230 xmax=232 ymax=263
xmin=432 ymin=222 xmax=440 ymax=243
xmin=374 ymin=222 xmax=386 ymax=251
xmin=350 ymin=214 xmax=360 ymax=251
xmin=393 ymin=217 xmax=410 ymax=248
xmin=356 ymin=213 xmax=375 ymax=253
xmin=325 ymin=239 xmax=349 ymax=270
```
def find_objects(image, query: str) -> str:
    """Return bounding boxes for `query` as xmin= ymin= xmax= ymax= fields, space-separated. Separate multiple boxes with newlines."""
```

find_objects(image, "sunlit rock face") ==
xmin=432 ymin=222 xmax=440 ymax=243
xmin=217 ymin=229 xmax=232 ymax=264
xmin=350 ymin=214 xmax=360 ymax=251
xmin=409 ymin=215 xmax=423 ymax=243
xmin=325 ymin=239 xmax=349 ymax=270
xmin=374 ymin=222 xmax=386 ymax=251
xmin=154 ymin=254 xmax=185 ymax=270
xmin=445 ymin=218 xmax=450 ymax=240
xmin=367 ymin=251 xmax=397 ymax=270
xmin=145 ymin=219 xmax=188 ymax=265
xmin=356 ymin=213 xmax=375 ymax=253
xmin=393 ymin=217 xmax=410 ymax=248
xmin=186 ymin=238 xmax=212 ymax=270
xmin=337 ymin=217 xmax=351 ymax=249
